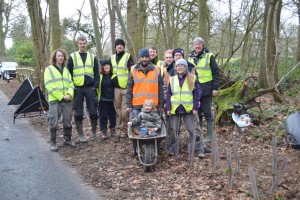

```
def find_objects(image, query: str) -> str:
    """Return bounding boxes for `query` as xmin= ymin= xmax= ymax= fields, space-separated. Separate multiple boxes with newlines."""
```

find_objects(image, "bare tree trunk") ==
xmin=137 ymin=0 xmax=147 ymax=51
xmin=114 ymin=0 xmax=137 ymax=61
xmin=165 ymin=0 xmax=172 ymax=49
xmin=297 ymin=1 xmax=300 ymax=62
xmin=158 ymin=0 xmax=168 ymax=49
xmin=0 ymin=0 xmax=5 ymax=56
xmin=228 ymin=0 xmax=232 ymax=58
xmin=107 ymin=0 xmax=116 ymax=54
xmin=89 ymin=0 xmax=103 ymax=58
xmin=273 ymin=0 xmax=282 ymax=83
xmin=0 ymin=0 xmax=13 ymax=56
xmin=197 ymin=0 xmax=207 ymax=42
xmin=259 ymin=0 xmax=269 ymax=88
xmin=265 ymin=0 xmax=276 ymax=89
xmin=49 ymin=0 xmax=61 ymax=51
xmin=26 ymin=0 xmax=47 ymax=86
xmin=265 ymin=0 xmax=284 ymax=102
xmin=127 ymin=0 xmax=138 ymax=58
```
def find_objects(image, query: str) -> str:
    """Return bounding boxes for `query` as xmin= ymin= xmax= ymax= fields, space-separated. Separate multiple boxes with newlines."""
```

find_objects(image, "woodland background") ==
xmin=1 ymin=1 xmax=300 ymax=199
xmin=0 ymin=0 xmax=299 ymax=98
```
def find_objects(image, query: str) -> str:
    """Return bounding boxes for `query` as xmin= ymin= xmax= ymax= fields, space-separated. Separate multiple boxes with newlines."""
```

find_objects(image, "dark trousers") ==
xmin=98 ymin=101 xmax=116 ymax=130
xmin=198 ymin=95 xmax=214 ymax=123
xmin=74 ymin=86 xmax=98 ymax=120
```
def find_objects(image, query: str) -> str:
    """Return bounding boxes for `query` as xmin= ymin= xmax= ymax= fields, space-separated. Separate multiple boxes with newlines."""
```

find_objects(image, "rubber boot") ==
xmin=63 ymin=127 xmax=75 ymax=147
xmin=110 ymin=128 xmax=119 ymax=142
xmin=75 ymin=120 xmax=88 ymax=143
xmin=205 ymin=121 xmax=214 ymax=143
xmin=50 ymin=128 xmax=58 ymax=152
xmin=101 ymin=128 xmax=109 ymax=139
xmin=91 ymin=119 xmax=98 ymax=140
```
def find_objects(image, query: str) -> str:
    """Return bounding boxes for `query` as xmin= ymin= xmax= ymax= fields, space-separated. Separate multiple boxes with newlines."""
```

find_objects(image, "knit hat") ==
xmin=101 ymin=59 xmax=111 ymax=67
xmin=175 ymin=58 xmax=188 ymax=69
xmin=138 ymin=48 xmax=150 ymax=57
xmin=115 ymin=38 xmax=125 ymax=47
xmin=172 ymin=48 xmax=185 ymax=58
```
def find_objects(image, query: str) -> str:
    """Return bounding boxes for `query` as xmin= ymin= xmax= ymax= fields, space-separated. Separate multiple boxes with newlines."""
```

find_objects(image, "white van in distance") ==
xmin=0 ymin=61 xmax=18 ymax=79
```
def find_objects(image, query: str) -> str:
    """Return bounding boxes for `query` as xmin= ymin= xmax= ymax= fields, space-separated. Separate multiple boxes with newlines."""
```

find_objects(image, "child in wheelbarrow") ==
xmin=128 ymin=99 xmax=161 ymax=138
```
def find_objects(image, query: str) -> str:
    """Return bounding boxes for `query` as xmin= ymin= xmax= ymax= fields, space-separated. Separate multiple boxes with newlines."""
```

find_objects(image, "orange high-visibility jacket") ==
xmin=131 ymin=66 xmax=159 ymax=106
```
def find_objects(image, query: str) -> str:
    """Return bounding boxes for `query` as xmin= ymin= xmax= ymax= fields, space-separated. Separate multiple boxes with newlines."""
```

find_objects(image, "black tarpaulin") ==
xmin=8 ymin=78 xmax=33 ymax=105
xmin=14 ymin=86 xmax=49 ymax=123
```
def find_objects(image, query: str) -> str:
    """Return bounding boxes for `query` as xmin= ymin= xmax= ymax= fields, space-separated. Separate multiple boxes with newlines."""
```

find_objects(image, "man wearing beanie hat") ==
xmin=126 ymin=47 xmax=164 ymax=156
xmin=111 ymin=38 xmax=134 ymax=139
xmin=67 ymin=35 xmax=100 ymax=143
xmin=188 ymin=37 xmax=220 ymax=153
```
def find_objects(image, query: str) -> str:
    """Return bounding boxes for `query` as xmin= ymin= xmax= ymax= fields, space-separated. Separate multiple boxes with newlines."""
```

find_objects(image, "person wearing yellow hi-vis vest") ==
xmin=165 ymin=58 xmax=205 ymax=159
xmin=67 ymin=35 xmax=100 ymax=143
xmin=188 ymin=37 xmax=220 ymax=151
xmin=111 ymin=38 xmax=134 ymax=138
xmin=44 ymin=49 xmax=75 ymax=152
xmin=149 ymin=47 xmax=164 ymax=76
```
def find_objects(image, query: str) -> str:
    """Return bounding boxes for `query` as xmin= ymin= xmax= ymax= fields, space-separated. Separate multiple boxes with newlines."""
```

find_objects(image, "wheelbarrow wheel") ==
xmin=144 ymin=144 xmax=152 ymax=172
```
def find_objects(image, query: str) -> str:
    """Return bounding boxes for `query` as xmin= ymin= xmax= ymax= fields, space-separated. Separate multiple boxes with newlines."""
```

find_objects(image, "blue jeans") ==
xmin=140 ymin=128 xmax=158 ymax=138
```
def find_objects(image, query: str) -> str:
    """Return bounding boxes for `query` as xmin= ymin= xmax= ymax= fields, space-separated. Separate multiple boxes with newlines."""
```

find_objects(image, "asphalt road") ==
xmin=0 ymin=89 xmax=104 ymax=200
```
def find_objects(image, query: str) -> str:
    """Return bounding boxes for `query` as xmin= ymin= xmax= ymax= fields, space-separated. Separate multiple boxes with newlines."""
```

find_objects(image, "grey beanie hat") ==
xmin=175 ymin=58 xmax=188 ymax=69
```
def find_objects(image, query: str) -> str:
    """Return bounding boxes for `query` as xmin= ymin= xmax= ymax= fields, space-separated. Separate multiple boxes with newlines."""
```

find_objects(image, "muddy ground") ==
xmin=1 ymin=78 xmax=300 ymax=199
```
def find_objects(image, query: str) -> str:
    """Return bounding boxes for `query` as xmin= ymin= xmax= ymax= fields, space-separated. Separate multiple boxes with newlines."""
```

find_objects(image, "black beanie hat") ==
xmin=115 ymin=38 xmax=125 ymax=48
xmin=101 ymin=59 xmax=111 ymax=67
xmin=172 ymin=48 xmax=185 ymax=58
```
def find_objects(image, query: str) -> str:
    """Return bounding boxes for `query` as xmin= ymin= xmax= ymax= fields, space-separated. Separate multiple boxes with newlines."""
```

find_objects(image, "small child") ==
xmin=128 ymin=99 xmax=161 ymax=138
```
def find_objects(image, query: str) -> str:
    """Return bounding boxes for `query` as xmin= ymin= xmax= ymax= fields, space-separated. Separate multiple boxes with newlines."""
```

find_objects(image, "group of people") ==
xmin=44 ymin=35 xmax=219 ymax=160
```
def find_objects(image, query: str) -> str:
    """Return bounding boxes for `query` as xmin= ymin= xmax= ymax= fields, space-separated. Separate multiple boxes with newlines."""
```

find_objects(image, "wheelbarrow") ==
xmin=128 ymin=121 xmax=166 ymax=172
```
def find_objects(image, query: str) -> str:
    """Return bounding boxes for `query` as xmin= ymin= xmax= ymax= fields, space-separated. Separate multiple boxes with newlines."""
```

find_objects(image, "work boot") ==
xmin=110 ymin=128 xmax=119 ymax=142
xmin=101 ymin=128 xmax=109 ymax=140
xmin=63 ymin=127 xmax=75 ymax=147
xmin=91 ymin=119 xmax=98 ymax=140
xmin=204 ymin=147 xmax=211 ymax=153
xmin=50 ymin=128 xmax=58 ymax=152
xmin=75 ymin=120 xmax=88 ymax=143
xmin=205 ymin=121 xmax=214 ymax=143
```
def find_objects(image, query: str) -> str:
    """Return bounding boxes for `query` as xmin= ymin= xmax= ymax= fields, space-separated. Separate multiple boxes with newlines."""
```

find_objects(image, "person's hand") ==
xmin=63 ymin=94 xmax=71 ymax=101
xmin=128 ymin=121 xmax=132 ymax=126
xmin=167 ymin=111 xmax=170 ymax=116
xmin=193 ymin=110 xmax=198 ymax=115
xmin=127 ymin=107 xmax=132 ymax=112
xmin=212 ymin=90 xmax=218 ymax=96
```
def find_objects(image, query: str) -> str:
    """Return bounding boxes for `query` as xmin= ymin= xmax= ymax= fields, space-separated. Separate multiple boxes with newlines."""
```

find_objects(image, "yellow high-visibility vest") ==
xmin=170 ymin=75 xmax=195 ymax=114
xmin=71 ymin=51 xmax=95 ymax=86
xmin=111 ymin=53 xmax=130 ymax=89
xmin=44 ymin=65 xmax=74 ymax=102
xmin=188 ymin=53 xmax=213 ymax=83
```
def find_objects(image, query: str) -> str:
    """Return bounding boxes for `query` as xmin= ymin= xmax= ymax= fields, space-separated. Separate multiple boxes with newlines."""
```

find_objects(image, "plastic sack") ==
xmin=232 ymin=113 xmax=252 ymax=128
